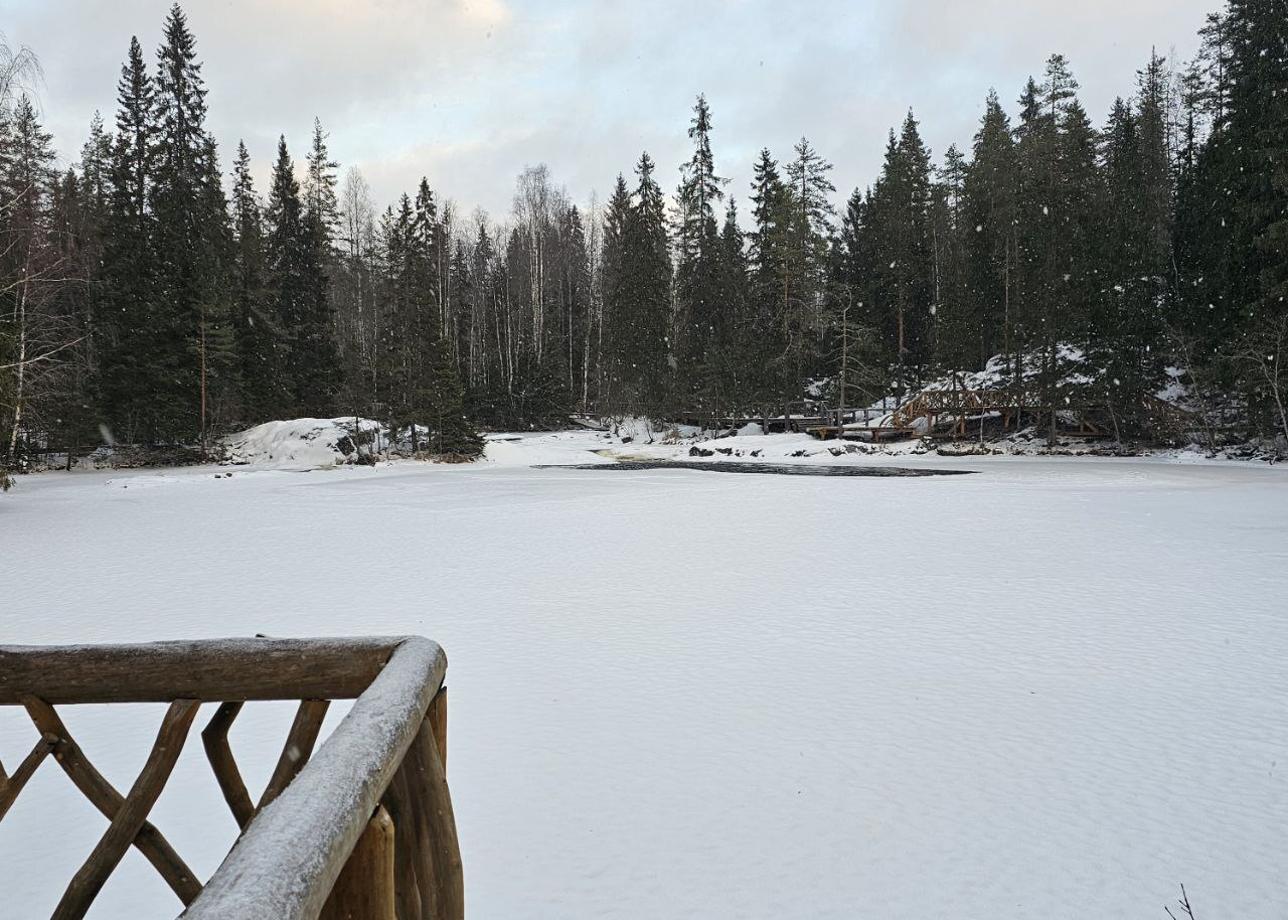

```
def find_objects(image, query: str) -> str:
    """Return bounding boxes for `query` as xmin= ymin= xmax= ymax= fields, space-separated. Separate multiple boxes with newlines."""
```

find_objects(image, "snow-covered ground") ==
xmin=2 ymin=430 xmax=1287 ymax=919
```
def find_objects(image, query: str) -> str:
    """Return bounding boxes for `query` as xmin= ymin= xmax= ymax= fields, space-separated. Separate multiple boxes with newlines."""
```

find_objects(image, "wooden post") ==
xmin=320 ymin=806 xmax=396 ymax=920
xmin=428 ymin=688 xmax=447 ymax=773
xmin=381 ymin=713 xmax=463 ymax=920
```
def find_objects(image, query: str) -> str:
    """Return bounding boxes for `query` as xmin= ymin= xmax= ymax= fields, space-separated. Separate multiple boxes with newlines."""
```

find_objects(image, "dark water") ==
xmin=537 ymin=460 xmax=975 ymax=477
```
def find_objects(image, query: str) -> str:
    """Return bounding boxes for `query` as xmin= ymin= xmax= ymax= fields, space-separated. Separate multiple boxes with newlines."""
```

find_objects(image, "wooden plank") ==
xmin=259 ymin=699 xmax=331 ymax=810
xmin=52 ymin=699 xmax=200 ymax=920
xmin=0 ymin=637 xmax=409 ymax=704
xmin=201 ymin=702 xmax=255 ymax=829
xmin=319 ymin=806 xmax=396 ymax=920
xmin=0 ymin=733 xmax=55 ymax=820
xmin=24 ymin=697 xmax=204 ymax=905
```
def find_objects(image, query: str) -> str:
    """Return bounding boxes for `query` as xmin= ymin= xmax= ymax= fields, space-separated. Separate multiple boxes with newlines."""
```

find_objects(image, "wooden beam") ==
xmin=319 ymin=807 xmax=396 ymax=920
xmin=382 ymin=765 xmax=424 ymax=920
xmin=52 ymin=699 xmax=200 ymax=920
xmin=201 ymin=702 xmax=255 ymax=829
xmin=24 ymin=697 xmax=204 ymax=905
xmin=259 ymin=699 xmax=331 ymax=810
xmin=0 ymin=733 xmax=55 ymax=820
xmin=385 ymin=716 xmax=463 ymax=920
xmin=0 ymin=637 xmax=410 ymax=704
xmin=415 ymin=717 xmax=464 ymax=920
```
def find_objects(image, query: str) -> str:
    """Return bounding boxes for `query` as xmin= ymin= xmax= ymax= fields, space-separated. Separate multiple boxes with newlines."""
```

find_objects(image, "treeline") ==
xmin=2 ymin=0 xmax=1286 ymax=475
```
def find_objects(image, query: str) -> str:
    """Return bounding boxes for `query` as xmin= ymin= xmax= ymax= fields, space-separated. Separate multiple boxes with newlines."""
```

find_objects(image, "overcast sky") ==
xmin=3 ymin=0 xmax=1215 ymax=222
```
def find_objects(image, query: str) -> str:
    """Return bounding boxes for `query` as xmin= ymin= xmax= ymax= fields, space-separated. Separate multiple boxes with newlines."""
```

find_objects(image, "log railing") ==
xmin=0 ymin=636 xmax=463 ymax=920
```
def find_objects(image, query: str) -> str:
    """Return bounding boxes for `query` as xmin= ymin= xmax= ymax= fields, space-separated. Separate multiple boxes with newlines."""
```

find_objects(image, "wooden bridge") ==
xmin=809 ymin=386 xmax=1110 ymax=442
xmin=0 ymin=636 xmax=462 ymax=920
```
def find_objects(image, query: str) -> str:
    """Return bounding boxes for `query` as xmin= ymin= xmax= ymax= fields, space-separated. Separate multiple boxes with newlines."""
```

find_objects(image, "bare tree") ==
xmin=1 ymin=35 xmax=48 ymax=489
xmin=1164 ymin=883 xmax=1197 ymax=920
xmin=336 ymin=166 xmax=377 ymax=407
xmin=1165 ymin=323 xmax=1222 ymax=451
xmin=1234 ymin=314 xmax=1288 ymax=451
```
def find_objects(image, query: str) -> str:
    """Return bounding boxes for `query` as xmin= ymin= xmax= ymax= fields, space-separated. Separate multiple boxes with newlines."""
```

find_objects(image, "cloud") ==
xmin=3 ymin=0 xmax=1214 ymax=220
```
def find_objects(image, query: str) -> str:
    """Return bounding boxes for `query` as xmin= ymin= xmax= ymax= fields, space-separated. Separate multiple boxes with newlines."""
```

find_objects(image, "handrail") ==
xmin=0 ymin=636 xmax=412 ymax=703
xmin=0 ymin=636 xmax=462 ymax=920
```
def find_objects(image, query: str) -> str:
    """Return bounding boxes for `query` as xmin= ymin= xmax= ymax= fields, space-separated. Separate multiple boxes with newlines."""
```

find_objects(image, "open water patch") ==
xmin=537 ymin=460 xmax=975 ymax=477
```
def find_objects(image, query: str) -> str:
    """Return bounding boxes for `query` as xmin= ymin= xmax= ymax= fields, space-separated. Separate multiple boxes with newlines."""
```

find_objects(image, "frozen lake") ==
xmin=2 ymin=436 xmax=1287 ymax=919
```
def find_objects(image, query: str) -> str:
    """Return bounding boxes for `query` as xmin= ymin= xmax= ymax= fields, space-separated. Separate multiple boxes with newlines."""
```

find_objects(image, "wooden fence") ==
xmin=0 ymin=636 xmax=463 ymax=920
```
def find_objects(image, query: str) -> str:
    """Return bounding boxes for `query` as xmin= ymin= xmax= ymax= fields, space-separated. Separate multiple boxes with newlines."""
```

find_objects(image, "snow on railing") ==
xmin=0 ymin=636 xmax=463 ymax=920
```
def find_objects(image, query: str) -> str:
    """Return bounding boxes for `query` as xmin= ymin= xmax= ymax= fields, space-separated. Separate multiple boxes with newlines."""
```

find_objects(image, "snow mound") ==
xmin=221 ymin=418 xmax=380 ymax=470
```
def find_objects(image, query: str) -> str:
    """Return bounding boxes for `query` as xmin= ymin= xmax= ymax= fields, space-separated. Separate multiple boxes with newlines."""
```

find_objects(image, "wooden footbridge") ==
xmin=679 ymin=382 xmax=1191 ymax=444
xmin=809 ymin=386 xmax=1110 ymax=442
xmin=0 ymin=636 xmax=462 ymax=920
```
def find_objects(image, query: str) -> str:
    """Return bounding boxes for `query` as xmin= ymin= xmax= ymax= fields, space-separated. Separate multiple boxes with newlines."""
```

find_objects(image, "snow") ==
xmin=221 ymin=417 xmax=381 ymax=470
xmin=3 ymin=431 xmax=1288 ymax=919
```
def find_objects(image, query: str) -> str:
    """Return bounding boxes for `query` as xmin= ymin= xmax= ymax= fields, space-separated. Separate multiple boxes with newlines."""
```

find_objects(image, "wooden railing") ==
xmin=0 ymin=636 xmax=463 ymax=920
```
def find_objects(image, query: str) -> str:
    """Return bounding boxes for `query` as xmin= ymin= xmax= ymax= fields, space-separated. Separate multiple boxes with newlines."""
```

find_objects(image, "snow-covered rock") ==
xmin=221 ymin=418 xmax=381 ymax=469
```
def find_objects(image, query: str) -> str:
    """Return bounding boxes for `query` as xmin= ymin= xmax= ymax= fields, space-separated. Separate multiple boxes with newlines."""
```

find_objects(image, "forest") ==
xmin=1 ymin=0 xmax=1286 ymax=483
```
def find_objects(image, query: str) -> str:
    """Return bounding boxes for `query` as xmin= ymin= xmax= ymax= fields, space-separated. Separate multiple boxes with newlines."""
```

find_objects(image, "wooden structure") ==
xmin=809 ymin=384 xmax=1112 ymax=442
xmin=678 ymin=402 xmax=828 ymax=434
xmin=0 ymin=636 xmax=462 ymax=920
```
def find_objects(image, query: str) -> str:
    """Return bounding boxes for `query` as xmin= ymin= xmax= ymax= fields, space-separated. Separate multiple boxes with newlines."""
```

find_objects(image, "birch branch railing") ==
xmin=0 ymin=636 xmax=463 ymax=920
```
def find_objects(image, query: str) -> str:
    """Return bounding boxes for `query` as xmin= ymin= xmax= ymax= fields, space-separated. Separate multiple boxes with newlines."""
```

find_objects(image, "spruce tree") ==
xmin=674 ymin=94 xmax=726 ymax=404
xmin=100 ymin=36 xmax=157 ymax=442
xmin=265 ymin=136 xmax=312 ymax=417
xmin=746 ymin=148 xmax=792 ymax=398
xmin=961 ymin=90 xmax=1017 ymax=369
xmin=931 ymin=143 xmax=971 ymax=370
xmin=151 ymin=4 xmax=233 ymax=446
xmin=295 ymin=120 xmax=342 ymax=416
xmin=230 ymin=140 xmax=285 ymax=422
xmin=712 ymin=198 xmax=750 ymax=405
xmin=618 ymin=152 xmax=672 ymax=413
xmin=1223 ymin=0 xmax=1288 ymax=437
xmin=866 ymin=115 xmax=934 ymax=383
xmin=782 ymin=136 xmax=835 ymax=387
xmin=599 ymin=174 xmax=632 ymax=410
